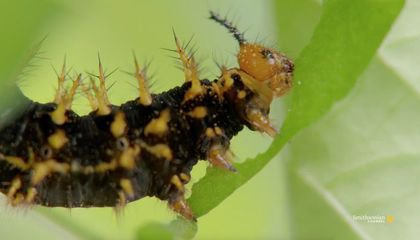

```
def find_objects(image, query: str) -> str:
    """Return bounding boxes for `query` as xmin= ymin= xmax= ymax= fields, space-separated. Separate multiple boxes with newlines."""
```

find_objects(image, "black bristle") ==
xmin=209 ymin=11 xmax=246 ymax=45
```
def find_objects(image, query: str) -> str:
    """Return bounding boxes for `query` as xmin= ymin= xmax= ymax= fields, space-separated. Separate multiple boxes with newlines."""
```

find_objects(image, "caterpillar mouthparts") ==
xmin=0 ymin=11 xmax=293 ymax=221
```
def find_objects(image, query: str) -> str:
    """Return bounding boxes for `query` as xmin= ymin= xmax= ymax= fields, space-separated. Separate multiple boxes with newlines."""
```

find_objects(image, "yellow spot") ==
xmin=7 ymin=178 xmax=22 ymax=199
xmin=386 ymin=215 xmax=394 ymax=224
xmin=51 ymin=161 xmax=70 ymax=173
xmin=180 ymin=173 xmax=190 ymax=182
xmin=205 ymin=128 xmax=216 ymax=138
xmin=82 ymin=166 xmax=94 ymax=174
xmin=144 ymin=109 xmax=171 ymax=136
xmin=211 ymin=82 xmax=222 ymax=98
xmin=110 ymin=111 xmax=127 ymax=137
xmin=183 ymin=81 xmax=203 ymax=102
xmin=188 ymin=106 xmax=207 ymax=119
xmin=141 ymin=143 xmax=173 ymax=160
xmin=170 ymin=175 xmax=184 ymax=192
xmin=50 ymin=102 xmax=67 ymax=125
xmin=31 ymin=163 xmax=49 ymax=185
xmin=3 ymin=156 xmax=30 ymax=170
xmin=25 ymin=187 xmax=38 ymax=203
xmin=214 ymin=127 xmax=223 ymax=135
xmin=120 ymin=178 xmax=134 ymax=198
xmin=70 ymin=162 xmax=81 ymax=172
xmin=48 ymin=129 xmax=69 ymax=149
xmin=237 ymin=90 xmax=247 ymax=99
xmin=119 ymin=146 xmax=140 ymax=169
xmin=95 ymin=159 xmax=117 ymax=172
xmin=221 ymin=68 xmax=234 ymax=91
xmin=221 ymin=69 xmax=273 ymax=107
xmin=31 ymin=160 xmax=70 ymax=185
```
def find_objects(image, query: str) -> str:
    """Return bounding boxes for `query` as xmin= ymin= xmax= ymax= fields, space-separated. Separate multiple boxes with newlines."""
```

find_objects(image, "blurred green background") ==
xmin=0 ymin=0 xmax=418 ymax=239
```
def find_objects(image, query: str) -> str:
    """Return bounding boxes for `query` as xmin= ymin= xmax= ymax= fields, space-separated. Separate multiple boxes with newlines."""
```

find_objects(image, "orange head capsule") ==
xmin=210 ymin=11 xmax=294 ymax=136
xmin=209 ymin=11 xmax=294 ymax=97
xmin=238 ymin=43 xmax=294 ymax=97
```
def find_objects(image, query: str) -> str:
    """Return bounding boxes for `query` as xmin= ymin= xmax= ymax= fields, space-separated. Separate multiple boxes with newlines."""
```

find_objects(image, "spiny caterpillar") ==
xmin=0 ymin=11 xmax=294 ymax=221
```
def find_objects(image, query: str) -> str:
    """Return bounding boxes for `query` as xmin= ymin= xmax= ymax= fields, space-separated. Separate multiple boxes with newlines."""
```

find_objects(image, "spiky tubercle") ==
xmin=0 ymin=79 xmax=243 ymax=210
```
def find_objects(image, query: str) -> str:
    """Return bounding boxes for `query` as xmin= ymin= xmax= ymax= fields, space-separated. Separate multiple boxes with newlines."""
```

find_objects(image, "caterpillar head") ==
xmin=238 ymin=43 xmax=294 ymax=97
xmin=209 ymin=11 xmax=294 ymax=98
xmin=210 ymin=11 xmax=294 ymax=136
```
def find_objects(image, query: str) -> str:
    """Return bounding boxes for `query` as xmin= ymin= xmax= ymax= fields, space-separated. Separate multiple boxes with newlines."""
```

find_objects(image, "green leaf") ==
xmin=275 ymin=0 xmax=322 ymax=59
xmin=135 ymin=218 xmax=197 ymax=240
xmin=287 ymin=0 xmax=420 ymax=237
xmin=188 ymin=0 xmax=404 ymax=218
xmin=166 ymin=218 xmax=197 ymax=240
xmin=136 ymin=222 xmax=174 ymax=240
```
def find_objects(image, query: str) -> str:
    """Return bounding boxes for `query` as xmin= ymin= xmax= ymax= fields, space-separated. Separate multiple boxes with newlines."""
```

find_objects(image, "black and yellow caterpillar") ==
xmin=0 ymin=11 xmax=293 ymax=221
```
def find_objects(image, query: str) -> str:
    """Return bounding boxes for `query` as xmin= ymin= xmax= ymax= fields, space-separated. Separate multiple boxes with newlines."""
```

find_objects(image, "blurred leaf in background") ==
xmin=277 ymin=0 xmax=420 ymax=239
xmin=0 ymin=0 xmax=56 ymax=128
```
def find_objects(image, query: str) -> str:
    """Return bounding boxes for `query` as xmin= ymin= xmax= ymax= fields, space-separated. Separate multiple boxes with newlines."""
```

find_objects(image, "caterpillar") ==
xmin=0 ymin=11 xmax=293 ymax=221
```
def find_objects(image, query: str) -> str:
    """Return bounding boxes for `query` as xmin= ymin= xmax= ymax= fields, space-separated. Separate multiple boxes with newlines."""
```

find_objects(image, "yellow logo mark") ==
xmin=386 ymin=215 xmax=394 ymax=224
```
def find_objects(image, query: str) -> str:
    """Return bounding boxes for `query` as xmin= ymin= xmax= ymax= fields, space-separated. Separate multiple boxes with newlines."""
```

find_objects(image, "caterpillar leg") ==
xmin=245 ymin=108 xmax=277 ymax=137
xmin=168 ymin=195 xmax=195 ymax=221
xmin=208 ymin=144 xmax=236 ymax=172
xmin=201 ymin=127 xmax=236 ymax=172
xmin=2 ymin=174 xmax=38 ymax=206
xmin=168 ymin=126 xmax=237 ymax=221
xmin=168 ymin=174 xmax=195 ymax=221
